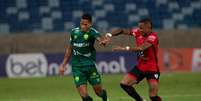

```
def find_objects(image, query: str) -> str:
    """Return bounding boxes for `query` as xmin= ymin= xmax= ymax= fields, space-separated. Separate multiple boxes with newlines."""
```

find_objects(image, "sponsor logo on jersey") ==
xmin=73 ymin=43 xmax=90 ymax=47
xmin=148 ymin=35 xmax=156 ymax=42
xmin=73 ymin=50 xmax=92 ymax=57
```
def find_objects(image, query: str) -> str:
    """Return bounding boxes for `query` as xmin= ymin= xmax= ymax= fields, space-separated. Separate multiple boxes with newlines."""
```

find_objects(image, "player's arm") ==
xmin=62 ymin=45 xmax=72 ymax=65
xmin=59 ymin=45 xmax=72 ymax=75
xmin=108 ymin=28 xmax=131 ymax=36
xmin=92 ymin=29 xmax=109 ymax=46
xmin=131 ymin=42 xmax=152 ymax=51
xmin=96 ymin=36 xmax=108 ymax=46
xmin=105 ymin=28 xmax=131 ymax=38
xmin=113 ymin=42 xmax=152 ymax=51
xmin=100 ymin=28 xmax=131 ymax=45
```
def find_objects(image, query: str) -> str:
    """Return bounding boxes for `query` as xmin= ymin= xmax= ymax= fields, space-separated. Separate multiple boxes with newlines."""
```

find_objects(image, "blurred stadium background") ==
xmin=0 ymin=0 xmax=201 ymax=101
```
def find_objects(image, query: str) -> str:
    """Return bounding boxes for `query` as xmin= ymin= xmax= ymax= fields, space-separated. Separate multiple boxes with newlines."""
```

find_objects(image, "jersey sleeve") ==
xmin=146 ymin=34 xmax=158 ymax=46
xmin=91 ymin=28 xmax=101 ymax=39
xmin=130 ymin=28 xmax=140 ymax=37
xmin=65 ymin=31 xmax=73 ymax=46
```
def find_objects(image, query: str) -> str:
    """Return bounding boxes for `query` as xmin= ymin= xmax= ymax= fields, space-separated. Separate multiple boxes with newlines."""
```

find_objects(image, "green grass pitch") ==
xmin=0 ymin=72 xmax=201 ymax=101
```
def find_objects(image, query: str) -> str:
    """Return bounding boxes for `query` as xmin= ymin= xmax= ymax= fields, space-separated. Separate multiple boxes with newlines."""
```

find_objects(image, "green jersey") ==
xmin=69 ymin=27 xmax=101 ymax=67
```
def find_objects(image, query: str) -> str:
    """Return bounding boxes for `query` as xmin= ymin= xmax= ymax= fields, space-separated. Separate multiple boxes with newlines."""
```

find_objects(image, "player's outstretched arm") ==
xmin=96 ymin=36 xmax=108 ymax=46
xmin=100 ymin=28 xmax=131 ymax=45
xmin=111 ymin=28 xmax=131 ymax=36
xmin=113 ymin=42 xmax=152 ymax=52
xmin=59 ymin=45 xmax=72 ymax=75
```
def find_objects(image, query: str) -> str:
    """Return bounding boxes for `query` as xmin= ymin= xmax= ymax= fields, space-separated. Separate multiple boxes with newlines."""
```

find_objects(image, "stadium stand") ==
xmin=0 ymin=0 xmax=201 ymax=33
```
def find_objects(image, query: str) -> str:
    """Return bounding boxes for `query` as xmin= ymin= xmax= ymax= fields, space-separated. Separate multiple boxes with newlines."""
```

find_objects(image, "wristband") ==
xmin=105 ymin=33 xmax=112 ymax=38
xmin=125 ymin=46 xmax=130 ymax=51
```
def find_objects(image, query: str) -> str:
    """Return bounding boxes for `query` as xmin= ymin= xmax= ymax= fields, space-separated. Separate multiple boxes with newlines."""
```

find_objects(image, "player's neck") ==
xmin=80 ymin=28 xmax=90 ymax=33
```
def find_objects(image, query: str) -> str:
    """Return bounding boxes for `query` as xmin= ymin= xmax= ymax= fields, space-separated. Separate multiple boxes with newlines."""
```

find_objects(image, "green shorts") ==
xmin=72 ymin=65 xmax=101 ymax=87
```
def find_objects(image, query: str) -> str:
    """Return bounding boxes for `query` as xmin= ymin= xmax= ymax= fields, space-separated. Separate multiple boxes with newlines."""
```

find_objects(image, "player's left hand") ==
xmin=99 ymin=36 xmax=111 ymax=46
xmin=59 ymin=64 xmax=66 ymax=76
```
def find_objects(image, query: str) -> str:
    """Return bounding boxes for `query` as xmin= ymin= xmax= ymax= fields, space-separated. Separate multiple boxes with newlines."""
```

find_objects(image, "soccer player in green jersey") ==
xmin=59 ymin=13 xmax=108 ymax=101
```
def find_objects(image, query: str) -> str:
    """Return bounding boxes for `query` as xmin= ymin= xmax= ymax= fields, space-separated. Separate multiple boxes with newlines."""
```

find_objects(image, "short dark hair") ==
xmin=139 ymin=18 xmax=152 ymax=28
xmin=81 ymin=13 xmax=92 ymax=22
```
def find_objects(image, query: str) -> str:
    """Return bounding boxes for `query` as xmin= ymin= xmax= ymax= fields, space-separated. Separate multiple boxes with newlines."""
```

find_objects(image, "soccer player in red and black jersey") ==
xmin=101 ymin=18 xmax=162 ymax=101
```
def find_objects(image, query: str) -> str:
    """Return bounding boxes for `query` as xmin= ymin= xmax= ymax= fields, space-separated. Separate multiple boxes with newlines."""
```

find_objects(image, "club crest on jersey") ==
xmin=73 ymin=35 xmax=78 ymax=39
xmin=75 ymin=76 xmax=80 ymax=82
xmin=84 ymin=34 xmax=89 ymax=40
xmin=97 ymin=78 xmax=100 ymax=82
xmin=92 ymin=72 xmax=96 ymax=76
xmin=154 ymin=74 xmax=159 ymax=79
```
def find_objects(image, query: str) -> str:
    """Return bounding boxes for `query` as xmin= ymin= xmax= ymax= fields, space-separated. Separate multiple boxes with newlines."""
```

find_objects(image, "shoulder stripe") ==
xmin=71 ymin=27 xmax=79 ymax=31
xmin=91 ymin=27 xmax=99 ymax=33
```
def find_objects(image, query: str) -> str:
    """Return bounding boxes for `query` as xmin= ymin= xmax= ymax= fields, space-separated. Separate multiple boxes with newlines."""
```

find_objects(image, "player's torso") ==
xmin=71 ymin=27 xmax=97 ymax=67
xmin=71 ymin=28 xmax=95 ymax=52
xmin=135 ymin=33 xmax=159 ymax=72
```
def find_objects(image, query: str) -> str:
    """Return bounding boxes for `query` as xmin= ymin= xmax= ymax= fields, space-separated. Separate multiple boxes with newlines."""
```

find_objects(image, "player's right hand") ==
xmin=59 ymin=64 xmax=66 ymax=76
xmin=99 ymin=36 xmax=111 ymax=46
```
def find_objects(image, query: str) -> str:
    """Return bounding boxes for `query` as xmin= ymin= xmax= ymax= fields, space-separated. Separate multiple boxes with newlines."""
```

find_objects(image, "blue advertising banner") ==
xmin=46 ymin=53 xmax=65 ymax=76
xmin=46 ymin=52 xmax=137 ymax=76
xmin=0 ymin=55 xmax=7 ymax=77
xmin=96 ymin=52 xmax=137 ymax=74
xmin=0 ymin=52 xmax=137 ymax=78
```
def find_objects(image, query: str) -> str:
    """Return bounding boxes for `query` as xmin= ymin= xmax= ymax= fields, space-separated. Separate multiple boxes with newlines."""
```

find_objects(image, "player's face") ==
xmin=80 ymin=19 xmax=91 ymax=32
xmin=138 ymin=22 xmax=151 ymax=36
